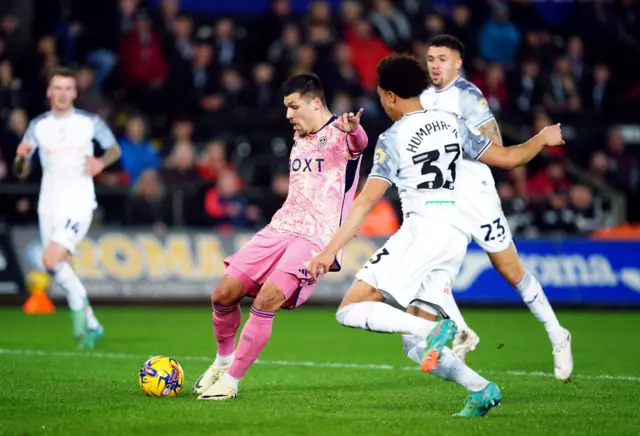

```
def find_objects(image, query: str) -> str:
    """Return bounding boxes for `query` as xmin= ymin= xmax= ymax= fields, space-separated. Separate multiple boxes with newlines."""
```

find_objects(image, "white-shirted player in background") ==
xmin=415 ymin=35 xmax=573 ymax=380
xmin=308 ymin=54 xmax=565 ymax=416
xmin=13 ymin=68 xmax=121 ymax=349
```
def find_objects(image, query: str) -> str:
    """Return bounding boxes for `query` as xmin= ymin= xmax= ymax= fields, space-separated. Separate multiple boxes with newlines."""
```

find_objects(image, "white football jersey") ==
xmin=22 ymin=108 xmax=117 ymax=215
xmin=369 ymin=109 xmax=491 ymax=219
xmin=420 ymin=76 xmax=496 ymax=193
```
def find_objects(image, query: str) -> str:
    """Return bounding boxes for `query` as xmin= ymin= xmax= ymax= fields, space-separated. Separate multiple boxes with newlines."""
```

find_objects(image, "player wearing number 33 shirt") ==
xmin=307 ymin=54 xmax=564 ymax=416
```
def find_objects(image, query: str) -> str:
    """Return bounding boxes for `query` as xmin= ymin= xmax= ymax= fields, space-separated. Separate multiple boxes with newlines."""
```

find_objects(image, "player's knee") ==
xmin=42 ymin=244 xmax=67 ymax=271
xmin=335 ymin=304 xmax=354 ymax=326
xmin=252 ymin=282 xmax=285 ymax=313
xmin=212 ymin=276 xmax=244 ymax=307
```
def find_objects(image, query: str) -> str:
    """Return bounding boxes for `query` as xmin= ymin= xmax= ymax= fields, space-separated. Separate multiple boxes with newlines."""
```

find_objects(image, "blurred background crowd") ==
xmin=0 ymin=0 xmax=639 ymax=237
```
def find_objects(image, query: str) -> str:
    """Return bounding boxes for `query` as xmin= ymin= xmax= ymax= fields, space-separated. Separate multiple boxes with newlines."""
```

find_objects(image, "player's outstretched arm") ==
xmin=307 ymin=178 xmax=390 ymax=282
xmin=477 ymin=124 xmax=564 ymax=170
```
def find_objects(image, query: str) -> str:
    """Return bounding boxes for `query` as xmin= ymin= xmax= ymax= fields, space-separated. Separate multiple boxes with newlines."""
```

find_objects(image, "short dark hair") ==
xmin=48 ymin=67 xmax=76 ymax=84
xmin=427 ymin=34 xmax=465 ymax=59
xmin=281 ymin=73 xmax=326 ymax=105
xmin=377 ymin=53 xmax=429 ymax=99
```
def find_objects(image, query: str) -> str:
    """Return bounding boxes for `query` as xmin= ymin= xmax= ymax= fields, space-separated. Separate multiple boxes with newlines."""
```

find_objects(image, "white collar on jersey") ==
xmin=434 ymin=75 xmax=461 ymax=93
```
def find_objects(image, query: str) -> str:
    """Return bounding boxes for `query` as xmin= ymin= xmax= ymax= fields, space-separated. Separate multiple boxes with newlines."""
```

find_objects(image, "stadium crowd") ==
xmin=0 ymin=0 xmax=639 ymax=236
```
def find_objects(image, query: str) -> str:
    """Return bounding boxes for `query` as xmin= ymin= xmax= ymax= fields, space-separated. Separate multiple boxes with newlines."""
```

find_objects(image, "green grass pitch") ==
xmin=1 ymin=307 xmax=639 ymax=435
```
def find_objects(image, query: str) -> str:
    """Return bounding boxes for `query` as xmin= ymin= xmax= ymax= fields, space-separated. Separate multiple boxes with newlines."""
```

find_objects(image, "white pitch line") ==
xmin=1 ymin=348 xmax=639 ymax=382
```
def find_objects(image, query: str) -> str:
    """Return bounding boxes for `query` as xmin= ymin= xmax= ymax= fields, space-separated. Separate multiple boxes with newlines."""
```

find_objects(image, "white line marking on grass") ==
xmin=1 ymin=348 xmax=639 ymax=382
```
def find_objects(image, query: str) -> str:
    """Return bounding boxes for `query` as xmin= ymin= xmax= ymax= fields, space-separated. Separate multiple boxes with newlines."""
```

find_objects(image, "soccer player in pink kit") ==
xmin=194 ymin=73 xmax=369 ymax=400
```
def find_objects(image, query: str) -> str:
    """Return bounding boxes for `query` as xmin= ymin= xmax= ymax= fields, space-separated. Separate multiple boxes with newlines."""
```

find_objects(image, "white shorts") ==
xmin=38 ymin=210 xmax=93 ymax=255
xmin=457 ymin=189 xmax=513 ymax=253
xmin=355 ymin=214 xmax=468 ymax=308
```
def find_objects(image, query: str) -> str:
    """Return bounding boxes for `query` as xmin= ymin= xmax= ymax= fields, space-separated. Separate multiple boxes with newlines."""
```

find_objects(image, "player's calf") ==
xmin=43 ymin=242 xmax=90 ymax=340
xmin=195 ymin=275 xmax=248 ymax=395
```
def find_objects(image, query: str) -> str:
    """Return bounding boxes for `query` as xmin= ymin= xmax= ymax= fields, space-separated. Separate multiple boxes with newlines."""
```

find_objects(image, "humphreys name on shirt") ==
xmin=289 ymin=158 xmax=325 ymax=172
xmin=407 ymin=120 xmax=450 ymax=153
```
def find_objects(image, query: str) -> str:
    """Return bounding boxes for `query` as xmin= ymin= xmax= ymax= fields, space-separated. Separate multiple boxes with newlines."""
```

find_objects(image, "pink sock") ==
xmin=212 ymin=303 xmax=241 ymax=357
xmin=226 ymin=307 xmax=275 ymax=380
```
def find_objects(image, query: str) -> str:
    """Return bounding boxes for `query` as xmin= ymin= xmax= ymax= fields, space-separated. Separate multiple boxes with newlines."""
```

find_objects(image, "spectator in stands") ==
xmin=118 ymin=9 xmax=167 ymax=107
xmin=566 ymin=184 xmax=603 ymax=235
xmin=526 ymin=159 xmax=572 ymax=202
xmin=588 ymin=151 xmax=609 ymax=188
xmin=247 ymin=63 xmax=278 ymax=110
xmin=289 ymin=44 xmax=317 ymax=77
xmin=447 ymin=4 xmax=475 ymax=62
xmin=567 ymin=35 xmax=587 ymax=85
xmin=534 ymin=193 xmax=571 ymax=235
xmin=478 ymin=3 xmax=521 ymax=65
xmin=204 ymin=169 xmax=251 ymax=230
xmin=584 ymin=63 xmax=615 ymax=113
xmin=511 ymin=57 xmax=543 ymax=112
xmin=74 ymin=66 xmax=110 ymax=118
xmin=604 ymin=128 xmax=638 ymax=194
xmin=267 ymin=24 xmax=302 ymax=73
xmin=153 ymin=0 xmax=180 ymax=41
xmin=119 ymin=116 xmax=160 ymax=185
xmin=417 ymin=13 xmax=445 ymax=43
xmin=0 ymin=59 xmax=23 ymax=124
xmin=214 ymin=18 xmax=241 ymax=69
xmin=196 ymin=140 xmax=234 ymax=183
xmin=542 ymin=55 xmax=582 ymax=113
xmin=125 ymin=169 xmax=172 ymax=231
xmin=471 ymin=63 xmax=508 ymax=115
xmin=322 ymin=42 xmax=363 ymax=102
xmin=162 ymin=143 xmax=202 ymax=188
xmin=163 ymin=117 xmax=195 ymax=156
xmin=1 ymin=108 xmax=27 ymax=181
xmin=345 ymin=19 xmax=391 ymax=93
xmin=166 ymin=13 xmax=195 ymax=65
xmin=369 ymin=0 xmax=412 ymax=51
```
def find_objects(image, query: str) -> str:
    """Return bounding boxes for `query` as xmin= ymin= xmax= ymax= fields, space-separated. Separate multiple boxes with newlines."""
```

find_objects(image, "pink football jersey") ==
xmin=268 ymin=116 xmax=368 ymax=270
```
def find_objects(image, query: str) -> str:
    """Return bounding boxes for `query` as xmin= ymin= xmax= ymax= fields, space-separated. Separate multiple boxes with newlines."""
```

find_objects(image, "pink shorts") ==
xmin=224 ymin=228 xmax=322 ymax=309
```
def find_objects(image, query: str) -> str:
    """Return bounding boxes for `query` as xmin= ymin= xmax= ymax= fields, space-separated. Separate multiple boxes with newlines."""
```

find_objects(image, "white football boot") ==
xmin=452 ymin=328 xmax=480 ymax=363
xmin=198 ymin=378 xmax=238 ymax=401
xmin=553 ymin=328 xmax=573 ymax=381
xmin=192 ymin=362 xmax=230 ymax=395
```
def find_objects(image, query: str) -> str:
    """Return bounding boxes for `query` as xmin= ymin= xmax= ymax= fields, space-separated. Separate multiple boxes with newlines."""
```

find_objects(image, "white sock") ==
xmin=214 ymin=353 xmax=234 ymax=367
xmin=401 ymin=334 xmax=488 ymax=391
xmin=221 ymin=372 xmax=239 ymax=389
xmin=431 ymin=347 xmax=489 ymax=391
xmin=336 ymin=302 xmax=438 ymax=338
xmin=51 ymin=262 xmax=88 ymax=311
xmin=85 ymin=303 xmax=100 ymax=330
xmin=402 ymin=334 xmax=424 ymax=364
xmin=516 ymin=272 xmax=564 ymax=343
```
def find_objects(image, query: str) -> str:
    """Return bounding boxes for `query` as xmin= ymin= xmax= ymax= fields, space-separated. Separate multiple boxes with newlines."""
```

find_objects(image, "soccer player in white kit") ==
xmin=414 ymin=35 xmax=573 ymax=381
xmin=13 ymin=68 xmax=121 ymax=349
xmin=308 ymin=54 xmax=565 ymax=416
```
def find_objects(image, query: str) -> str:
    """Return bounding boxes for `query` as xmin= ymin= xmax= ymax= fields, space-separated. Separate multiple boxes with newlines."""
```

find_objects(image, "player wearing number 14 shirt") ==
xmin=13 ymin=68 xmax=121 ymax=349
xmin=418 ymin=35 xmax=573 ymax=381
xmin=308 ymin=54 xmax=565 ymax=416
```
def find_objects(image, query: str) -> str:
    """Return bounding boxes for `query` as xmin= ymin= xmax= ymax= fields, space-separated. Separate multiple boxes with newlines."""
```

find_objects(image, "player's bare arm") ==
xmin=85 ymin=143 xmax=122 ymax=177
xmin=307 ymin=177 xmax=390 ymax=282
xmin=478 ymin=119 xmax=503 ymax=146
xmin=479 ymin=124 xmax=564 ymax=170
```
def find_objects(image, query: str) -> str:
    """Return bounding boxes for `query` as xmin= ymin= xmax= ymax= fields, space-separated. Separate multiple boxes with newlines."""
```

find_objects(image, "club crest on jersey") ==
xmin=318 ymin=136 xmax=327 ymax=148
xmin=374 ymin=148 xmax=387 ymax=164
